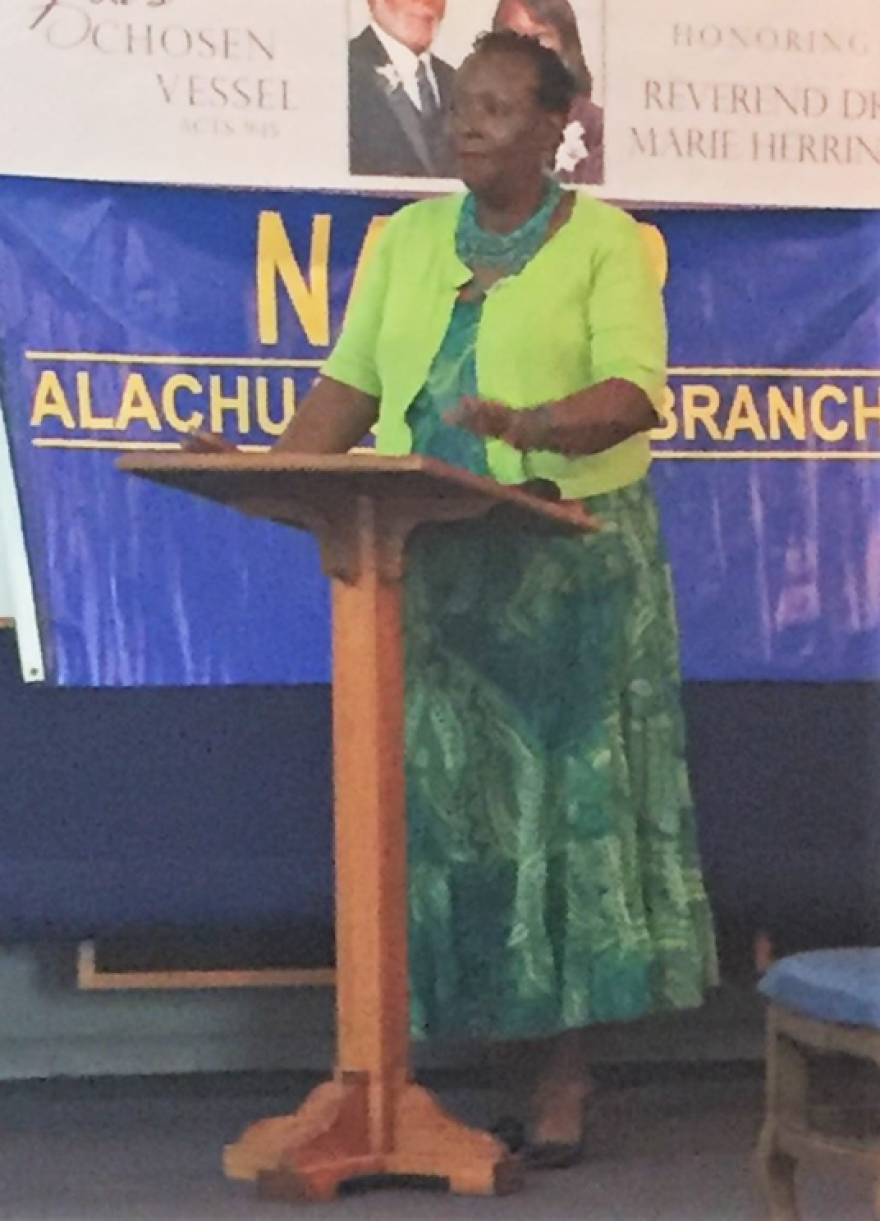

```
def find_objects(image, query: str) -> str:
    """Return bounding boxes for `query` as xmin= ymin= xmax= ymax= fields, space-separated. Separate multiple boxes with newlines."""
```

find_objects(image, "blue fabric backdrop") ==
xmin=0 ymin=178 xmax=878 ymax=684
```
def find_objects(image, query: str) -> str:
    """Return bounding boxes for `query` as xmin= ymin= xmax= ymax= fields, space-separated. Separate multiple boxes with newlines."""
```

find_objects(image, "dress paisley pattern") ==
xmin=403 ymin=296 xmax=718 ymax=1041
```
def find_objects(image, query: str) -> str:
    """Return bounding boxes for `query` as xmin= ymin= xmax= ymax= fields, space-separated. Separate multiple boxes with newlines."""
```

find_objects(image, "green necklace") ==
xmin=455 ymin=177 xmax=564 ymax=277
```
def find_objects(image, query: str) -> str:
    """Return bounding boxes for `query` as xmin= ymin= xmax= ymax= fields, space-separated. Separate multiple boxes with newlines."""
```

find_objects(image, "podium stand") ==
xmin=119 ymin=452 xmax=595 ymax=1203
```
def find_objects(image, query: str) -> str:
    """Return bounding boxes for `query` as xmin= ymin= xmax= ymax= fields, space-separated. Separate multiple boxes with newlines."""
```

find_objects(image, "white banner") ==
xmin=0 ymin=0 xmax=877 ymax=206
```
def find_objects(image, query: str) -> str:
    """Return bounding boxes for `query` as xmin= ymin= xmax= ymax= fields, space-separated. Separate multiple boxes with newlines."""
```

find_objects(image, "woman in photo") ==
xmin=492 ymin=0 xmax=604 ymax=184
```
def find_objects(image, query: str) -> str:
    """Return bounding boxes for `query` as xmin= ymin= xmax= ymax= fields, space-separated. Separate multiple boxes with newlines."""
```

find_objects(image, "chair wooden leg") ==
xmin=760 ymin=1008 xmax=807 ymax=1221
xmin=757 ymin=1123 xmax=800 ymax=1221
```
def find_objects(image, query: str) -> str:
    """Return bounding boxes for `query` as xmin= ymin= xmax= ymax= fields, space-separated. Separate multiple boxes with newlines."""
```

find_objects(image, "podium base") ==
xmin=224 ymin=1072 xmax=524 ymax=1203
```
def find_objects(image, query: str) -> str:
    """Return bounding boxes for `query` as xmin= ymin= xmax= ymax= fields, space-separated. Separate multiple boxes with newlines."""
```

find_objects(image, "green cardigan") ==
xmin=323 ymin=190 xmax=667 ymax=498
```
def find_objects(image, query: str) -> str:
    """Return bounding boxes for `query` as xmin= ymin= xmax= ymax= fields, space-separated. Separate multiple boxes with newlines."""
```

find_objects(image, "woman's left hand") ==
xmin=445 ymin=397 xmax=516 ymax=439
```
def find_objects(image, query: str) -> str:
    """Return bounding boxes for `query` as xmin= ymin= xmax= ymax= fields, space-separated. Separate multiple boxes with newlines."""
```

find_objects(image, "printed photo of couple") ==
xmin=348 ymin=0 xmax=605 ymax=184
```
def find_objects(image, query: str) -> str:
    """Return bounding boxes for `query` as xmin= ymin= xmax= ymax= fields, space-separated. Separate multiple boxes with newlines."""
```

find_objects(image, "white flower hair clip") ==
xmin=556 ymin=120 xmax=588 ymax=173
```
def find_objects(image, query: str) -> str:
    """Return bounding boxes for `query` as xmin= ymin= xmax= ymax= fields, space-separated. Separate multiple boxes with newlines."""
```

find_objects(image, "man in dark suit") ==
xmin=349 ymin=0 xmax=456 ymax=178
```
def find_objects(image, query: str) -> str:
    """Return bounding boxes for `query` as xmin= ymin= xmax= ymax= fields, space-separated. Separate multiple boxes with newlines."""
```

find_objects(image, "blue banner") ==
xmin=0 ymin=177 xmax=878 ymax=684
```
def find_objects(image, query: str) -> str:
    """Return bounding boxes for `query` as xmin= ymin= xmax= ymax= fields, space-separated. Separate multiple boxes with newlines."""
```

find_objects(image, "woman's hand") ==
xmin=181 ymin=430 xmax=238 ymax=454
xmin=445 ymin=397 xmax=516 ymax=439
xmin=447 ymin=398 xmax=554 ymax=452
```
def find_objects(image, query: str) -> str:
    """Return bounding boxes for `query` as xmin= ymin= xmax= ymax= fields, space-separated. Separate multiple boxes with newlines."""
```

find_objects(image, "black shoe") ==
xmin=524 ymin=1135 xmax=586 ymax=1170
xmin=490 ymin=1115 xmax=527 ymax=1155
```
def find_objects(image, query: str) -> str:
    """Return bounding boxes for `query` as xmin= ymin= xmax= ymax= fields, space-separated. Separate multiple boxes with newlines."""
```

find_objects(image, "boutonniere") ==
xmin=556 ymin=120 xmax=588 ymax=173
xmin=375 ymin=63 xmax=403 ymax=94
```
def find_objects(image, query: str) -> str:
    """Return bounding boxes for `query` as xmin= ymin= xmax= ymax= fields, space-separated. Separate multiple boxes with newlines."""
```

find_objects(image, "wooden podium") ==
xmin=119 ymin=452 xmax=595 ymax=1203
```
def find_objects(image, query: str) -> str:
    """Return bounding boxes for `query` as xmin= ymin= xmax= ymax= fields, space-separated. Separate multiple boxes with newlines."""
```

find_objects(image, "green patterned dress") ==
xmin=404 ymin=297 xmax=718 ymax=1042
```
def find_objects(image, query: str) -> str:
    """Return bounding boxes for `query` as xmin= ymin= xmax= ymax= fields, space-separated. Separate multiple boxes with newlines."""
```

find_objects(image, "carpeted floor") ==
xmin=0 ymin=1066 xmax=873 ymax=1219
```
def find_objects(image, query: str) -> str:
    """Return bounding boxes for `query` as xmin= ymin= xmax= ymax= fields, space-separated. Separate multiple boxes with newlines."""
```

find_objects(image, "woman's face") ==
xmin=495 ymin=0 xmax=564 ymax=56
xmin=450 ymin=49 xmax=565 ymax=198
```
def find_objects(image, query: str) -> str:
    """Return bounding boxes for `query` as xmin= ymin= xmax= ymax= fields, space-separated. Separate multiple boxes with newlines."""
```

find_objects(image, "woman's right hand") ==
xmin=181 ymin=429 xmax=238 ymax=454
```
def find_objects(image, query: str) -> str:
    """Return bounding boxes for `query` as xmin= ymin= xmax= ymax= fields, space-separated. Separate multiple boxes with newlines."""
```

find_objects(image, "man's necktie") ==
xmin=415 ymin=60 xmax=439 ymax=118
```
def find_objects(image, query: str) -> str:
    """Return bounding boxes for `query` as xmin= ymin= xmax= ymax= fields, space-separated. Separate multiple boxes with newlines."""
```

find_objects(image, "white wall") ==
xmin=0 ymin=404 xmax=44 ymax=681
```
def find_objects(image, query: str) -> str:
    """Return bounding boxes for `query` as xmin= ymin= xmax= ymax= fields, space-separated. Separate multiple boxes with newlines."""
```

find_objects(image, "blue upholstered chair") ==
xmin=758 ymin=949 xmax=880 ymax=1220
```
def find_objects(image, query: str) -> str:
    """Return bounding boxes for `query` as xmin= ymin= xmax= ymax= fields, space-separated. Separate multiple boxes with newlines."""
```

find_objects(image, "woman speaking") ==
xmin=191 ymin=29 xmax=717 ymax=1169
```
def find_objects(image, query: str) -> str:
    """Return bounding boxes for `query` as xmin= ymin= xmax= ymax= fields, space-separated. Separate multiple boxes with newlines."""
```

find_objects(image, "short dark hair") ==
xmin=472 ymin=29 xmax=577 ymax=116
